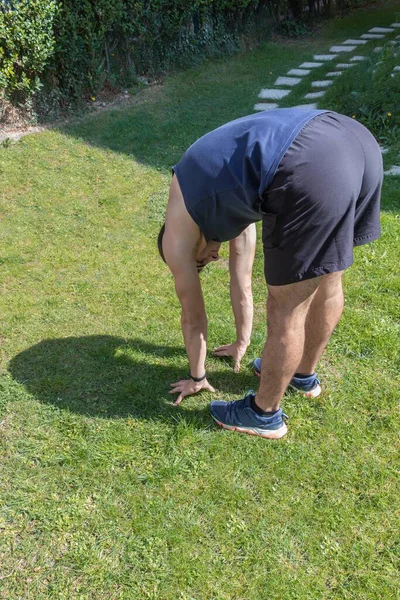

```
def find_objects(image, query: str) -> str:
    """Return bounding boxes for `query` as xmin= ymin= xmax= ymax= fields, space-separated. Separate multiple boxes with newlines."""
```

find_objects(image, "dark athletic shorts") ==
xmin=261 ymin=111 xmax=383 ymax=286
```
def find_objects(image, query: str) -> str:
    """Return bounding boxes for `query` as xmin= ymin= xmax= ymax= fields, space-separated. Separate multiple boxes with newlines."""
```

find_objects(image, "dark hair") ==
xmin=157 ymin=223 xmax=166 ymax=263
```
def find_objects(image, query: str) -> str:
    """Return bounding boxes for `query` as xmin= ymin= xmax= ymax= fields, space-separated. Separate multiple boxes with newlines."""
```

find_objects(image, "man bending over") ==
xmin=159 ymin=108 xmax=382 ymax=439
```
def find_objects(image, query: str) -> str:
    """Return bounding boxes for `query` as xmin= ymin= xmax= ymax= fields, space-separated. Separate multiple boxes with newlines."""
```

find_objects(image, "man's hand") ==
xmin=169 ymin=378 xmax=216 ymax=405
xmin=213 ymin=341 xmax=249 ymax=373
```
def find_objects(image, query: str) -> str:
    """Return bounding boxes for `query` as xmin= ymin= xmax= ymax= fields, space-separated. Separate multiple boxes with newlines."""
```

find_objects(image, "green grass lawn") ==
xmin=0 ymin=3 xmax=399 ymax=599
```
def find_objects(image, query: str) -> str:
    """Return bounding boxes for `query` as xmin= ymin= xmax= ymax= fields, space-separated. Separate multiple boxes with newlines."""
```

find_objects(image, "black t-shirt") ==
xmin=173 ymin=108 xmax=326 ymax=242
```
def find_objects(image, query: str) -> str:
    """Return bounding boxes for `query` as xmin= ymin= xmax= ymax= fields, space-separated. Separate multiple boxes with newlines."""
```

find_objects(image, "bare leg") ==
xmin=296 ymin=271 xmax=344 ymax=374
xmin=255 ymin=277 xmax=322 ymax=412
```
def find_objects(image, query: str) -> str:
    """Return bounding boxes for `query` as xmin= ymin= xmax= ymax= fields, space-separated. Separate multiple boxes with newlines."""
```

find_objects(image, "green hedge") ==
xmin=0 ymin=0 xmax=58 ymax=103
xmin=50 ymin=0 xmax=274 ymax=102
xmin=0 ymin=0 xmax=366 ymax=116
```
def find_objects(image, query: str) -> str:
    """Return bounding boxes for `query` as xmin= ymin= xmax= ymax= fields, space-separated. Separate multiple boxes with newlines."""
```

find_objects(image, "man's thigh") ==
xmin=267 ymin=271 xmax=343 ymax=326
xmin=267 ymin=277 xmax=322 ymax=327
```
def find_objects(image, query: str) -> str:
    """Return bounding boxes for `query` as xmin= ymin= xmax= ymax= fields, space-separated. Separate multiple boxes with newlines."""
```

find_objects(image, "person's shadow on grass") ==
xmin=8 ymin=335 xmax=256 ymax=427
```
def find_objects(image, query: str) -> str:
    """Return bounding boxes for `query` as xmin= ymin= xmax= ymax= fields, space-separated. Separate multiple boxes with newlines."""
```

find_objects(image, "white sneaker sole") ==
xmin=211 ymin=416 xmax=287 ymax=439
xmin=288 ymin=382 xmax=322 ymax=398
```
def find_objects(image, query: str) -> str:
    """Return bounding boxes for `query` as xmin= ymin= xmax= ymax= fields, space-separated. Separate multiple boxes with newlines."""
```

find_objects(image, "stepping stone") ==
xmin=336 ymin=63 xmax=355 ymax=68
xmin=326 ymin=71 xmax=343 ymax=76
xmin=293 ymin=103 xmax=319 ymax=109
xmin=379 ymin=146 xmax=389 ymax=154
xmin=388 ymin=40 xmax=400 ymax=45
xmin=343 ymin=39 xmax=368 ymax=45
xmin=391 ymin=23 xmax=400 ymax=28
xmin=350 ymin=56 xmax=367 ymax=61
xmin=275 ymin=76 xmax=302 ymax=86
xmin=287 ymin=68 xmax=311 ymax=76
xmin=311 ymin=80 xmax=333 ymax=88
xmin=368 ymin=27 xmax=395 ymax=33
xmin=305 ymin=91 xmax=325 ymax=99
xmin=384 ymin=165 xmax=400 ymax=176
xmin=299 ymin=62 xmax=323 ymax=68
xmin=254 ymin=103 xmax=279 ymax=111
xmin=258 ymin=89 xmax=291 ymax=100
xmin=393 ymin=66 xmax=400 ymax=71
xmin=396 ymin=35 xmax=400 ymax=39
xmin=330 ymin=45 xmax=356 ymax=52
xmin=373 ymin=47 xmax=383 ymax=53
xmin=361 ymin=33 xmax=385 ymax=39
xmin=313 ymin=54 xmax=338 ymax=61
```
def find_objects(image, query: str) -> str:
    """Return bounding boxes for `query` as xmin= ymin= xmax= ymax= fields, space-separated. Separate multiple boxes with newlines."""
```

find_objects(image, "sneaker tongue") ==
xmin=244 ymin=391 xmax=256 ymax=411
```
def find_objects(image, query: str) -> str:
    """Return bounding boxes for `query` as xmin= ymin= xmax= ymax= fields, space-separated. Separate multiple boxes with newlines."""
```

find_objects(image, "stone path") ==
xmin=254 ymin=21 xmax=400 ymax=175
xmin=384 ymin=165 xmax=400 ymax=176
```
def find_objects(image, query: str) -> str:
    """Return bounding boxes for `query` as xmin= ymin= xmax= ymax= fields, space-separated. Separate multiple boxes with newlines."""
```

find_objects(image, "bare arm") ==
xmin=173 ymin=266 xmax=207 ymax=379
xmin=229 ymin=223 xmax=256 ymax=348
xmin=163 ymin=176 xmax=215 ymax=403
xmin=213 ymin=224 xmax=256 ymax=371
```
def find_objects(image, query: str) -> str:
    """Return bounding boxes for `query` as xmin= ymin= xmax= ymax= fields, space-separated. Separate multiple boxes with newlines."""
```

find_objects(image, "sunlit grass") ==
xmin=0 ymin=3 xmax=399 ymax=598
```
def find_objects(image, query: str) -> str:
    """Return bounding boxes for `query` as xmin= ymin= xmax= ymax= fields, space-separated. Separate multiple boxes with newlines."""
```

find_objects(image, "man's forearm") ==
xmin=230 ymin=281 xmax=253 ymax=346
xmin=228 ymin=224 xmax=256 ymax=347
xmin=181 ymin=314 xmax=208 ymax=377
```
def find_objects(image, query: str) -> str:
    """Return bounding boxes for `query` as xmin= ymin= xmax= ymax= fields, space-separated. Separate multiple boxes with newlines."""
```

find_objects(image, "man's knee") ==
xmin=267 ymin=276 xmax=322 ymax=310
xmin=267 ymin=276 xmax=322 ymax=330
xmin=317 ymin=270 xmax=344 ymax=304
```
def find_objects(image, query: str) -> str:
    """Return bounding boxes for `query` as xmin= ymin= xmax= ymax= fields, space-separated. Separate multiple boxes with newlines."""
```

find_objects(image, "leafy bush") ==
xmin=278 ymin=18 xmax=309 ymax=37
xmin=49 ymin=0 xmax=272 ymax=103
xmin=0 ymin=0 xmax=58 ymax=104
xmin=323 ymin=45 xmax=400 ymax=145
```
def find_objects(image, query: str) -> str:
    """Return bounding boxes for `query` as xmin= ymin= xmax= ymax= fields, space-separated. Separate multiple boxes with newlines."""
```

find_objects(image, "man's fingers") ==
xmin=173 ymin=393 xmax=184 ymax=405
xmin=169 ymin=385 xmax=183 ymax=394
xmin=233 ymin=359 xmax=241 ymax=373
xmin=213 ymin=348 xmax=229 ymax=356
xmin=169 ymin=379 xmax=216 ymax=404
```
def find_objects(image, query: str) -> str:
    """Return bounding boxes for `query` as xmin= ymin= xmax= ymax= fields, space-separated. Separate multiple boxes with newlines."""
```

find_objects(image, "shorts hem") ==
xmin=354 ymin=230 xmax=380 ymax=246
xmin=265 ymin=257 xmax=354 ymax=286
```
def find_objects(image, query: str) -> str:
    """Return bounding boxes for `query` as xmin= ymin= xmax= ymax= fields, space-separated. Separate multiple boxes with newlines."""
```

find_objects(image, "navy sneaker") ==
xmin=210 ymin=391 xmax=288 ymax=439
xmin=252 ymin=358 xmax=321 ymax=398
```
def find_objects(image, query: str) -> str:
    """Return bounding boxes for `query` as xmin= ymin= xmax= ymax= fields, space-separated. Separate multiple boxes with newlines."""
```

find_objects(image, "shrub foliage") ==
xmin=0 ymin=0 xmax=58 ymax=103
xmin=323 ymin=45 xmax=400 ymax=144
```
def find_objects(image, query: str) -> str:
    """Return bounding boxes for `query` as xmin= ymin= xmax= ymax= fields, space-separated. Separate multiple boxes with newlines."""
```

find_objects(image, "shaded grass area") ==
xmin=0 ymin=3 xmax=399 ymax=599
